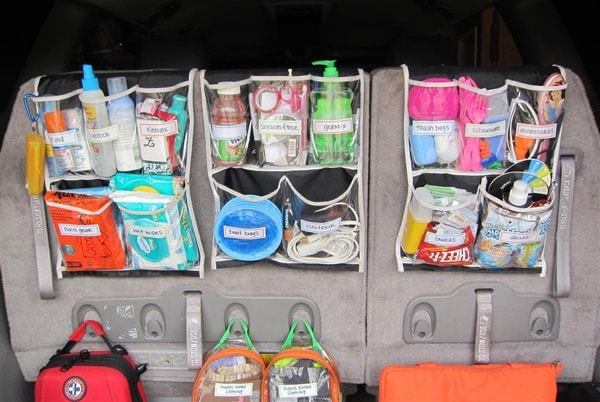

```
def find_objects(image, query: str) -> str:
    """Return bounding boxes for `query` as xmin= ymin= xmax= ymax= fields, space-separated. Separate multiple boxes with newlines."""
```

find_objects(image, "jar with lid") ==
xmin=210 ymin=84 xmax=249 ymax=166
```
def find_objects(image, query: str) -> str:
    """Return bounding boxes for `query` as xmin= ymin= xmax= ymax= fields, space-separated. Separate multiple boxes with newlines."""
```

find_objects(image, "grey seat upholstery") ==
xmin=366 ymin=66 xmax=600 ymax=388
xmin=0 ymin=69 xmax=369 ymax=399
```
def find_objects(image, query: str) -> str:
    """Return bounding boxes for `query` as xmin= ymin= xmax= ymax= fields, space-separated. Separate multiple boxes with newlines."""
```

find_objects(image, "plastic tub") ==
xmin=214 ymin=196 xmax=283 ymax=261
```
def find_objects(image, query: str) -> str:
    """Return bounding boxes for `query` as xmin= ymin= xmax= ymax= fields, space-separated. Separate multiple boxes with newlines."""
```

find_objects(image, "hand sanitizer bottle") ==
xmin=310 ymin=60 xmax=355 ymax=164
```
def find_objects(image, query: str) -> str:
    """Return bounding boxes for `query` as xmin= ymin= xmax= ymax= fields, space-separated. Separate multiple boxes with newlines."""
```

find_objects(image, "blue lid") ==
xmin=214 ymin=197 xmax=283 ymax=261
xmin=81 ymin=64 xmax=100 ymax=91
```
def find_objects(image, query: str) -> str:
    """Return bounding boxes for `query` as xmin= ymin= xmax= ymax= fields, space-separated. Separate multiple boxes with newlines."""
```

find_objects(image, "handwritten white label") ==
xmin=278 ymin=383 xmax=318 ymax=398
xmin=58 ymin=223 xmax=100 ymax=236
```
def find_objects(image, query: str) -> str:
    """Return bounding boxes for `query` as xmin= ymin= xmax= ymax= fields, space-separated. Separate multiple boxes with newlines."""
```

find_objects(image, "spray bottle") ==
xmin=310 ymin=60 xmax=355 ymax=164
xmin=79 ymin=64 xmax=117 ymax=177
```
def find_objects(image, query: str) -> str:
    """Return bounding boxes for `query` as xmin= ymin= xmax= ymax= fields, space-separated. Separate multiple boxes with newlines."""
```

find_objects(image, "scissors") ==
xmin=252 ymin=81 xmax=307 ymax=114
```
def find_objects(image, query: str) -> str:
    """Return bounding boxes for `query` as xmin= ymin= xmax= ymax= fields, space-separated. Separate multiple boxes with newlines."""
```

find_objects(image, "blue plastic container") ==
xmin=214 ymin=196 xmax=283 ymax=261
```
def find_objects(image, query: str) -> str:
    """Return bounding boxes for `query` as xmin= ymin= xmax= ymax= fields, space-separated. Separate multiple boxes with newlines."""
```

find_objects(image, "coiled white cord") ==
xmin=286 ymin=203 xmax=360 ymax=264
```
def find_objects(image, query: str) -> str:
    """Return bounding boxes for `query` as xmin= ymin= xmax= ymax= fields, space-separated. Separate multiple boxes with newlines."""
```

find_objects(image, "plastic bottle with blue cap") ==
xmin=79 ymin=64 xmax=117 ymax=177
xmin=310 ymin=60 xmax=355 ymax=164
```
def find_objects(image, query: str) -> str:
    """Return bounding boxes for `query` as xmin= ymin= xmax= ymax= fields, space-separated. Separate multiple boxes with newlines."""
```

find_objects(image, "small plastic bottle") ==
xmin=79 ymin=64 xmax=117 ymax=177
xmin=401 ymin=187 xmax=434 ymax=255
xmin=167 ymin=94 xmax=189 ymax=154
xmin=43 ymin=108 xmax=75 ymax=171
xmin=107 ymin=76 xmax=142 ymax=172
xmin=210 ymin=84 xmax=248 ymax=166
xmin=41 ymin=101 xmax=69 ymax=176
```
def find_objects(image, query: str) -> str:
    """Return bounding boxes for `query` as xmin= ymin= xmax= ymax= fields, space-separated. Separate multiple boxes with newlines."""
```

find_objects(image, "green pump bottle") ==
xmin=310 ymin=60 xmax=355 ymax=164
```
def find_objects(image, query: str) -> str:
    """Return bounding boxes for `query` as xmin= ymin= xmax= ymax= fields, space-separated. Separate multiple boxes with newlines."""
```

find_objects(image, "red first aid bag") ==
xmin=35 ymin=320 xmax=147 ymax=402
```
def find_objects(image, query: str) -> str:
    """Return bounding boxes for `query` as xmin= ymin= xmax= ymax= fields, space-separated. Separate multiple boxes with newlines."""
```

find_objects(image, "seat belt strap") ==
xmin=185 ymin=291 xmax=203 ymax=370
xmin=554 ymin=154 xmax=576 ymax=297
xmin=474 ymin=289 xmax=493 ymax=364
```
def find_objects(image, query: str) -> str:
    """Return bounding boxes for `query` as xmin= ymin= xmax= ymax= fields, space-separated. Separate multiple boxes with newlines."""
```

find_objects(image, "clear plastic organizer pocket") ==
xmin=211 ymin=178 xmax=284 ymax=265
xmin=506 ymin=73 xmax=567 ymax=169
xmin=210 ymin=168 xmax=361 ymax=270
xmin=407 ymin=78 xmax=460 ymax=169
xmin=308 ymin=74 xmax=362 ymax=166
xmin=201 ymin=78 xmax=253 ymax=168
xmin=248 ymin=74 xmax=311 ymax=167
xmin=44 ymin=189 xmax=127 ymax=271
xmin=109 ymin=189 xmax=191 ymax=271
xmin=456 ymin=78 xmax=509 ymax=172
xmin=135 ymin=80 xmax=192 ymax=176
xmin=398 ymin=174 xmax=480 ymax=267
xmin=473 ymin=170 xmax=555 ymax=272
xmin=110 ymin=172 xmax=200 ymax=269
xmin=30 ymin=90 xmax=94 ymax=180
xmin=201 ymin=69 xmax=363 ymax=169
xmin=279 ymin=173 xmax=361 ymax=267
xmin=30 ymin=70 xmax=194 ymax=180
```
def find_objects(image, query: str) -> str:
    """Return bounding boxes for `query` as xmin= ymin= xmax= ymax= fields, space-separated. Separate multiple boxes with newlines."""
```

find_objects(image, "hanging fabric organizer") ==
xmin=199 ymin=68 xmax=367 ymax=272
xmin=29 ymin=68 xmax=205 ymax=278
xmin=396 ymin=65 xmax=567 ymax=275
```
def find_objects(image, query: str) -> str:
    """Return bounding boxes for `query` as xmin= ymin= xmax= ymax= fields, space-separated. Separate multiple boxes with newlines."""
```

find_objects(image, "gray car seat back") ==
xmin=366 ymin=65 xmax=600 ymax=387
xmin=0 ymin=68 xmax=369 ymax=399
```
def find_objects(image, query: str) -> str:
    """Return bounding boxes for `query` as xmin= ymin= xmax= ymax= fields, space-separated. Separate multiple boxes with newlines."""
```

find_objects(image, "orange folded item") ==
xmin=379 ymin=361 xmax=562 ymax=402
xmin=45 ymin=191 xmax=126 ymax=270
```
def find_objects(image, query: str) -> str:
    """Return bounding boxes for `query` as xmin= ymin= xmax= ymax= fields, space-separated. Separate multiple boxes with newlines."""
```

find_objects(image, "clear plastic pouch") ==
xmin=210 ymin=169 xmax=362 ymax=271
xmin=44 ymin=191 xmax=126 ymax=271
xmin=407 ymin=77 xmax=460 ymax=169
xmin=506 ymin=74 xmax=566 ymax=168
xmin=456 ymin=77 xmax=508 ymax=172
xmin=30 ymin=90 xmax=94 ymax=179
xmin=192 ymin=318 xmax=265 ymax=402
xmin=249 ymin=74 xmax=310 ymax=166
xmin=201 ymin=78 xmax=253 ymax=167
xmin=309 ymin=75 xmax=362 ymax=166
xmin=135 ymin=80 xmax=191 ymax=175
xmin=265 ymin=320 xmax=341 ymax=402
xmin=398 ymin=179 xmax=479 ymax=266
xmin=474 ymin=168 xmax=555 ymax=271
xmin=110 ymin=172 xmax=200 ymax=266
